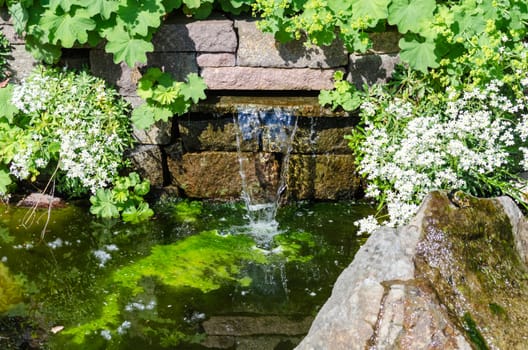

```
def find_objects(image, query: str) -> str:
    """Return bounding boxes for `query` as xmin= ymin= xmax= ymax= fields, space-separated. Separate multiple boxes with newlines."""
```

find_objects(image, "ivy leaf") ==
xmin=0 ymin=168 xmax=12 ymax=195
xmin=180 ymin=73 xmax=207 ymax=104
xmin=0 ymin=85 xmax=19 ymax=123
xmin=399 ymin=35 xmax=439 ymax=73
xmin=350 ymin=0 xmax=389 ymax=23
xmin=117 ymin=0 xmax=165 ymax=37
xmin=90 ymin=189 xmax=120 ymax=219
xmin=39 ymin=8 xmax=96 ymax=47
xmin=104 ymin=26 xmax=154 ymax=66
xmin=84 ymin=0 xmax=120 ymax=20
xmin=388 ymin=0 xmax=436 ymax=33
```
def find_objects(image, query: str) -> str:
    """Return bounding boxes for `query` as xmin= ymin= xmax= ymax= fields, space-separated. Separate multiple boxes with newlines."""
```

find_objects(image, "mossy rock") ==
xmin=415 ymin=191 xmax=528 ymax=349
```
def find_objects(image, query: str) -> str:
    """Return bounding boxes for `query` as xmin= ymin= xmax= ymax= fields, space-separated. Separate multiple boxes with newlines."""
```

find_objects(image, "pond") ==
xmin=0 ymin=199 xmax=373 ymax=349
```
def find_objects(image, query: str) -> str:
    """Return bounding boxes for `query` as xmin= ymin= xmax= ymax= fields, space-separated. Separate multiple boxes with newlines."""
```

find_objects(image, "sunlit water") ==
xmin=0 ymin=200 xmax=374 ymax=349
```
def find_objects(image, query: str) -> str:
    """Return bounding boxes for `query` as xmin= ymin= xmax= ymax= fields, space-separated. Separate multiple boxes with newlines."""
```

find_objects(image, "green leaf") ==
xmin=318 ymin=90 xmax=335 ymax=109
xmin=24 ymin=35 xmax=62 ymax=64
xmin=183 ymin=0 xmax=201 ymax=9
xmin=351 ymin=0 xmax=389 ymax=23
xmin=84 ymin=0 xmax=120 ymax=19
xmin=0 ymin=168 xmax=12 ymax=195
xmin=104 ymin=26 xmax=154 ymax=66
xmin=8 ymin=2 xmax=29 ymax=35
xmin=133 ymin=180 xmax=150 ymax=196
xmin=163 ymin=0 xmax=183 ymax=12
xmin=152 ymin=83 xmax=181 ymax=105
xmin=131 ymin=103 xmax=172 ymax=129
xmin=180 ymin=73 xmax=207 ymax=104
xmin=48 ymin=0 xmax=84 ymax=12
xmin=117 ymin=0 xmax=165 ymax=37
xmin=122 ymin=202 xmax=153 ymax=223
xmin=399 ymin=35 xmax=439 ymax=73
xmin=90 ymin=189 xmax=120 ymax=219
xmin=388 ymin=0 xmax=436 ymax=33
xmin=0 ymin=85 xmax=19 ymax=122
xmin=39 ymin=8 xmax=96 ymax=47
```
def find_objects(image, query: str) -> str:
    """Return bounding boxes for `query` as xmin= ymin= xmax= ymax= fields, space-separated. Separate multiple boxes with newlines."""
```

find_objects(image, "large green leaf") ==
xmin=0 ymin=168 xmax=12 ymax=195
xmin=180 ymin=73 xmax=207 ymax=104
xmin=8 ymin=2 xmax=29 ymax=35
xmin=48 ymin=0 xmax=84 ymax=12
xmin=350 ymin=0 xmax=389 ymax=23
xmin=388 ymin=0 xmax=436 ymax=33
xmin=84 ymin=0 xmax=120 ymax=19
xmin=39 ymin=8 xmax=96 ymax=47
xmin=131 ymin=103 xmax=173 ymax=129
xmin=0 ymin=85 xmax=18 ymax=123
xmin=104 ymin=26 xmax=154 ymax=66
xmin=117 ymin=0 xmax=165 ymax=37
xmin=399 ymin=35 xmax=439 ymax=73
xmin=90 ymin=189 xmax=120 ymax=219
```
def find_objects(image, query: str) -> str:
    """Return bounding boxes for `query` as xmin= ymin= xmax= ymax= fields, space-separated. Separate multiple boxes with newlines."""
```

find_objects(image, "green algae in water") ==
xmin=0 ymin=263 xmax=24 ymax=314
xmin=171 ymin=200 xmax=203 ymax=223
xmin=0 ymin=200 xmax=374 ymax=349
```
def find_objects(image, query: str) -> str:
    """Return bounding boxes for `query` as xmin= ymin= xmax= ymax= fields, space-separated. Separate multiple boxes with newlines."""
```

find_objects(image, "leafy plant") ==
xmin=90 ymin=172 xmax=154 ymax=224
xmin=253 ymin=0 xmax=528 ymax=73
xmin=5 ymin=0 xmax=255 ymax=67
xmin=0 ymin=66 xmax=134 ymax=197
xmin=318 ymin=71 xmax=362 ymax=111
xmin=131 ymin=68 xmax=207 ymax=130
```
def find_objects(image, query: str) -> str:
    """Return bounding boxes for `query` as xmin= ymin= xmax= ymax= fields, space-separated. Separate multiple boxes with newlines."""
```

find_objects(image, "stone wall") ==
xmin=0 ymin=11 xmax=400 ymax=201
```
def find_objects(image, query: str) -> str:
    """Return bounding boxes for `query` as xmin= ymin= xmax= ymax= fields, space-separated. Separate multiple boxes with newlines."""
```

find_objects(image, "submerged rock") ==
xmin=16 ymin=193 xmax=65 ymax=209
xmin=297 ymin=191 xmax=528 ymax=349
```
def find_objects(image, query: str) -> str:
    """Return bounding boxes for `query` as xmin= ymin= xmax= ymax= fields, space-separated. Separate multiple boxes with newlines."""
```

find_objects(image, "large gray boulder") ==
xmin=297 ymin=191 xmax=528 ymax=349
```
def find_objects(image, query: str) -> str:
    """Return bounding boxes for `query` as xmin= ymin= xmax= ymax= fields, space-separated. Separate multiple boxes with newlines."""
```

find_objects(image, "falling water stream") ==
xmin=234 ymin=107 xmax=298 ymax=246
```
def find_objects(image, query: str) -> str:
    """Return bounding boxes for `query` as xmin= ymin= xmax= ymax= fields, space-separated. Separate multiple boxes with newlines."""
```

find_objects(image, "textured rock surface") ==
xmin=348 ymin=53 xmax=400 ymax=87
xmin=297 ymin=191 xmax=528 ymax=349
xmin=201 ymin=67 xmax=342 ymax=90
xmin=127 ymin=145 xmax=165 ymax=187
xmin=167 ymin=151 xmax=280 ymax=200
xmin=236 ymin=19 xmax=347 ymax=68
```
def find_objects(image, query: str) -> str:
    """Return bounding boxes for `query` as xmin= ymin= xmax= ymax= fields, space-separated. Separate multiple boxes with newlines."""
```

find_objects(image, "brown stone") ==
xmin=287 ymin=154 xmax=363 ymax=200
xmin=197 ymin=53 xmax=236 ymax=67
xmin=127 ymin=145 xmax=165 ymax=187
xmin=167 ymin=152 xmax=280 ymax=200
xmin=8 ymin=45 xmax=38 ymax=82
xmin=90 ymin=50 xmax=198 ymax=96
xmin=348 ymin=53 xmax=400 ymax=87
xmin=178 ymin=116 xmax=258 ymax=152
xmin=153 ymin=17 xmax=237 ymax=52
xmin=236 ymin=19 xmax=347 ymax=68
xmin=202 ymin=315 xmax=313 ymax=336
xmin=368 ymin=31 xmax=401 ymax=54
xmin=293 ymin=116 xmax=356 ymax=154
xmin=201 ymin=67 xmax=342 ymax=90
xmin=17 ymin=193 xmax=65 ymax=208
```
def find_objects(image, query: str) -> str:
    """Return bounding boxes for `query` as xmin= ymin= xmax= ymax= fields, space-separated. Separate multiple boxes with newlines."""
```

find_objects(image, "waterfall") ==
xmin=234 ymin=107 xmax=298 ymax=244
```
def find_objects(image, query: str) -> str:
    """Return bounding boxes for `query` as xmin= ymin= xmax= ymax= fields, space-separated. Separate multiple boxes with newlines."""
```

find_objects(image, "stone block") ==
xmin=178 ymin=116 xmax=258 ymax=152
xmin=347 ymin=53 xmax=400 ymax=88
xmin=153 ymin=18 xmax=237 ymax=52
xmin=202 ymin=315 xmax=313 ymax=336
xmin=201 ymin=67 xmax=342 ymax=90
xmin=90 ymin=50 xmax=198 ymax=95
xmin=236 ymin=19 xmax=347 ymax=68
xmin=127 ymin=145 xmax=165 ymax=187
xmin=167 ymin=151 xmax=280 ymax=201
xmin=145 ymin=52 xmax=198 ymax=80
xmin=287 ymin=154 xmax=363 ymax=200
xmin=293 ymin=116 xmax=356 ymax=154
xmin=196 ymin=53 xmax=236 ymax=67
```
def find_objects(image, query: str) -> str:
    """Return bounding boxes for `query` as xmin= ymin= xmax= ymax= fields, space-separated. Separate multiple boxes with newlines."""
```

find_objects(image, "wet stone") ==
xmin=202 ymin=315 xmax=313 ymax=336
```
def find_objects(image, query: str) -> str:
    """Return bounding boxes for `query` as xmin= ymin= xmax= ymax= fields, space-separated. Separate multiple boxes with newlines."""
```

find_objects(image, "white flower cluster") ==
xmin=9 ymin=68 xmax=132 ymax=194
xmin=356 ymin=80 xmax=528 ymax=235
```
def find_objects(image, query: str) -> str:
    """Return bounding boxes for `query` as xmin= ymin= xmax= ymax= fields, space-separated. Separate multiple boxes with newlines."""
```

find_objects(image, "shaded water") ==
xmin=0 ymin=200 xmax=373 ymax=349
